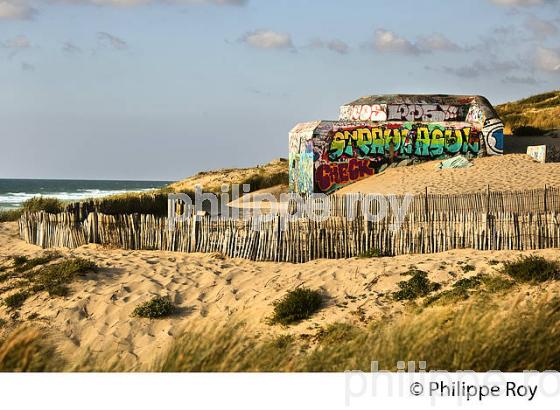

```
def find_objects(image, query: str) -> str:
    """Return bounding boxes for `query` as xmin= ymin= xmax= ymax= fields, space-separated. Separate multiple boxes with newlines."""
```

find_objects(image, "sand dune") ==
xmin=339 ymin=154 xmax=560 ymax=195
xmin=1 ymin=221 xmax=559 ymax=369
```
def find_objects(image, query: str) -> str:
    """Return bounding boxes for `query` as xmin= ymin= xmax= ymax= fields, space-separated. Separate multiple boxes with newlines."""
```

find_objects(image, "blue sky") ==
xmin=1 ymin=0 xmax=559 ymax=180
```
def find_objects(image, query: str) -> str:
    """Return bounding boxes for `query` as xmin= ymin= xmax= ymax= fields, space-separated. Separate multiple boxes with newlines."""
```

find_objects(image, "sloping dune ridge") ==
xmin=338 ymin=154 xmax=560 ymax=195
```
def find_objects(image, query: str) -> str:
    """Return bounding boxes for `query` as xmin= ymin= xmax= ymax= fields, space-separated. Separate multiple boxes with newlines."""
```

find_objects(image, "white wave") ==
xmin=0 ymin=188 xmax=157 ymax=209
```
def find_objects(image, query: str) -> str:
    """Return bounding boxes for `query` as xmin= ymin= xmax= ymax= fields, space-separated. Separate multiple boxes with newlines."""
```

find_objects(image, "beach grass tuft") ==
xmin=269 ymin=288 xmax=323 ymax=325
xmin=393 ymin=269 xmax=441 ymax=301
xmin=3 ymin=290 xmax=30 ymax=310
xmin=502 ymin=255 xmax=560 ymax=283
xmin=0 ymin=327 xmax=61 ymax=372
xmin=132 ymin=296 xmax=176 ymax=319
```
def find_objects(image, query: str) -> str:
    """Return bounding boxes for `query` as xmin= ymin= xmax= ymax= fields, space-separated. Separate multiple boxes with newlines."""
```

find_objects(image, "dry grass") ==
xmin=496 ymin=91 xmax=560 ymax=135
xmin=168 ymin=158 xmax=288 ymax=193
xmin=0 ymin=327 xmax=61 ymax=371
xmin=2 ymin=289 xmax=559 ymax=372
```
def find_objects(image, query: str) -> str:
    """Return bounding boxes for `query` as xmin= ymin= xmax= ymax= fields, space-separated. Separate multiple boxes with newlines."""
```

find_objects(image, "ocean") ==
xmin=0 ymin=179 xmax=172 ymax=210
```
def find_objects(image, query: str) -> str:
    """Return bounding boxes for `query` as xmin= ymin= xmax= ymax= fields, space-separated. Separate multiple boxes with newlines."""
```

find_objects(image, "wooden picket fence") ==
xmin=18 ymin=187 xmax=560 ymax=262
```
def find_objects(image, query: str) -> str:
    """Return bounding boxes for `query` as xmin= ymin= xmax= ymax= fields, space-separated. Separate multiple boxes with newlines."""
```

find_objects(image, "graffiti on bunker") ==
xmin=289 ymin=95 xmax=505 ymax=194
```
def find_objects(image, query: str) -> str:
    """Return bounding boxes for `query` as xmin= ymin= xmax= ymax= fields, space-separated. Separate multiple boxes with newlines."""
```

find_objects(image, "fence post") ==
xmin=544 ymin=184 xmax=548 ymax=214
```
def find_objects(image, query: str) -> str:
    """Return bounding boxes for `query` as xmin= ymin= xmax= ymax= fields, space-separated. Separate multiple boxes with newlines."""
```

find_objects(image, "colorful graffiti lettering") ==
xmin=340 ymin=104 xmax=387 ymax=121
xmin=386 ymin=104 xmax=464 ymax=122
xmin=289 ymin=95 xmax=505 ymax=194
xmin=315 ymin=158 xmax=374 ymax=192
xmin=483 ymin=118 xmax=504 ymax=155
xmin=327 ymin=125 xmax=480 ymax=161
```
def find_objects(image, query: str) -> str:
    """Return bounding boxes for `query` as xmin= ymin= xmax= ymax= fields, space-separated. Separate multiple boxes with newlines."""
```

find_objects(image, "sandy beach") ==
xmin=339 ymin=154 xmax=560 ymax=195
xmin=1 ymin=220 xmax=559 ymax=369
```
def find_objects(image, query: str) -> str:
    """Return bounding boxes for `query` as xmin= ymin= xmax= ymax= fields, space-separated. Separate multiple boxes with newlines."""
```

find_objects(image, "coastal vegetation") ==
xmin=269 ymin=288 xmax=324 ymax=325
xmin=3 ymin=288 xmax=560 ymax=372
xmin=132 ymin=296 xmax=177 ymax=319
xmin=1 ymin=254 xmax=97 ymax=310
xmin=496 ymin=90 xmax=560 ymax=135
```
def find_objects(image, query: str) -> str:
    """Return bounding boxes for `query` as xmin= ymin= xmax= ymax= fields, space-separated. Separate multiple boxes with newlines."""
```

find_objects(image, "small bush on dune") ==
xmin=13 ymin=252 xmax=61 ymax=273
xmin=29 ymin=258 xmax=97 ymax=296
xmin=240 ymin=171 xmax=288 ymax=192
xmin=3 ymin=291 xmax=29 ymax=310
xmin=358 ymin=248 xmax=389 ymax=258
xmin=132 ymin=296 xmax=176 ymax=319
xmin=269 ymin=288 xmax=323 ymax=325
xmin=12 ymin=256 xmax=28 ymax=267
xmin=0 ymin=209 xmax=23 ymax=222
xmin=480 ymin=274 xmax=515 ymax=293
xmin=425 ymin=274 xmax=515 ymax=306
xmin=21 ymin=197 xmax=63 ymax=214
xmin=503 ymin=256 xmax=560 ymax=283
xmin=393 ymin=269 xmax=441 ymax=301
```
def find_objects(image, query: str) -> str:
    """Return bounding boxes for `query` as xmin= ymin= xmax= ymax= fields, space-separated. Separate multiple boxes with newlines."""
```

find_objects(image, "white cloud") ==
xmin=441 ymin=59 xmax=519 ymax=78
xmin=240 ymin=30 xmax=293 ymax=50
xmin=97 ymin=31 xmax=128 ymax=49
xmin=535 ymin=46 xmax=560 ymax=71
xmin=307 ymin=38 xmax=349 ymax=54
xmin=417 ymin=33 xmax=461 ymax=52
xmin=374 ymin=29 xmax=460 ymax=55
xmin=374 ymin=29 xmax=419 ymax=54
xmin=0 ymin=0 xmax=36 ymax=20
xmin=524 ymin=15 xmax=558 ymax=38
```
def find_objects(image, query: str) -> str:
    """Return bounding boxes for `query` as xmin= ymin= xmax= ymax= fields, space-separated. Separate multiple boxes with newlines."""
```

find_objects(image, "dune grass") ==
xmin=132 ymin=296 xmax=176 ymax=319
xmin=0 ymin=209 xmax=23 ymax=222
xmin=0 ymin=255 xmax=97 ymax=308
xmin=269 ymin=288 xmax=324 ymax=325
xmin=0 ymin=327 xmax=61 ymax=372
xmin=496 ymin=90 xmax=560 ymax=135
xmin=502 ymin=256 xmax=560 ymax=283
xmin=392 ymin=269 xmax=441 ymax=301
xmin=2 ymin=286 xmax=560 ymax=372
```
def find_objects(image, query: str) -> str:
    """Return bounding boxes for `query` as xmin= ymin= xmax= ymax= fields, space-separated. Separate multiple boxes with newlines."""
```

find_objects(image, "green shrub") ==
xmin=393 ymin=269 xmax=441 ymax=301
xmin=29 ymin=258 xmax=97 ymax=296
xmin=240 ymin=171 xmax=288 ymax=192
xmin=4 ymin=291 xmax=29 ymax=310
xmin=269 ymin=288 xmax=323 ymax=325
xmin=13 ymin=252 xmax=61 ymax=273
xmin=358 ymin=248 xmax=388 ymax=258
xmin=425 ymin=274 xmax=514 ymax=306
xmin=480 ymin=275 xmax=515 ymax=293
xmin=132 ymin=296 xmax=176 ymax=319
xmin=95 ymin=192 xmax=171 ymax=216
xmin=12 ymin=256 xmax=28 ymax=267
xmin=460 ymin=264 xmax=476 ymax=273
xmin=502 ymin=256 xmax=560 ymax=283
xmin=21 ymin=197 xmax=63 ymax=214
xmin=0 ymin=209 xmax=23 ymax=222
xmin=453 ymin=275 xmax=482 ymax=289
